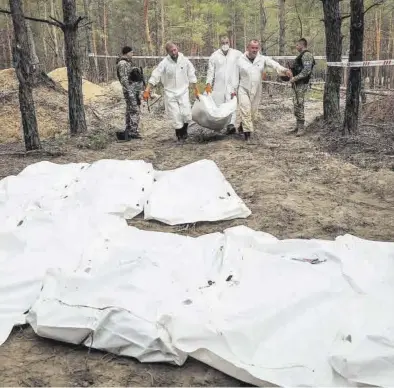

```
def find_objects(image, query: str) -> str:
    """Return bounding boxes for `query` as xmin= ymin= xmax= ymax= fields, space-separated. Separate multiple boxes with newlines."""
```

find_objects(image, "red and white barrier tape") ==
xmin=88 ymin=53 xmax=344 ymax=61
xmin=88 ymin=53 xmax=394 ymax=67
xmin=327 ymin=59 xmax=394 ymax=67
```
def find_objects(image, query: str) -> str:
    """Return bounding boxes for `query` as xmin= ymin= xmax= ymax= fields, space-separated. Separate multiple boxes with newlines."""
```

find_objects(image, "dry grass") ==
xmin=363 ymin=94 xmax=394 ymax=123
xmin=309 ymin=103 xmax=394 ymax=171
xmin=0 ymin=68 xmax=18 ymax=90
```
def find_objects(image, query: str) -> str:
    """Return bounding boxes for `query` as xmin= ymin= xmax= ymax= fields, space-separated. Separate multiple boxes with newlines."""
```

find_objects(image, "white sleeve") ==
xmin=186 ymin=59 xmax=197 ymax=84
xmin=263 ymin=56 xmax=287 ymax=74
xmin=206 ymin=54 xmax=215 ymax=85
xmin=148 ymin=59 xmax=166 ymax=86
xmin=232 ymin=61 xmax=240 ymax=91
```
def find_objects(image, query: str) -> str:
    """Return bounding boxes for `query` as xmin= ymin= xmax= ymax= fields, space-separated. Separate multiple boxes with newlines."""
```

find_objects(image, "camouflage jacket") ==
xmin=116 ymin=56 xmax=144 ymax=95
xmin=292 ymin=50 xmax=315 ymax=84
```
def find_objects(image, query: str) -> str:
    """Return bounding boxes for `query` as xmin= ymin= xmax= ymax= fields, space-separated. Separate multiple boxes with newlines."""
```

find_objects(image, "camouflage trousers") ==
xmin=123 ymin=89 xmax=140 ymax=134
xmin=293 ymin=83 xmax=309 ymax=121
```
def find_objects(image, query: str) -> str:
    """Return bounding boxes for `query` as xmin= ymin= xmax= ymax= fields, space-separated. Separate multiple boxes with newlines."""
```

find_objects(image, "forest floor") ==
xmin=1 ymin=78 xmax=394 ymax=386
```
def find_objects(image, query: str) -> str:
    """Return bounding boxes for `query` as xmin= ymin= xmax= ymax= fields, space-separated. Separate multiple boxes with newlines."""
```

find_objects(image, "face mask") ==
xmin=221 ymin=44 xmax=229 ymax=52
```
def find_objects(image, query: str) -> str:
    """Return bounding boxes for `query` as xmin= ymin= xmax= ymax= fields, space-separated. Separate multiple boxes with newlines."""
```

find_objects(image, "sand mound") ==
xmin=0 ymin=85 xmax=70 ymax=143
xmin=47 ymin=67 xmax=105 ymax=101
xmin=0 ymin=68 xmax=18 ymax=90
xmin=108 ymin=80 xmax=123 ymax=97
xmin=363 ymin=94 xmax=394 ymax=123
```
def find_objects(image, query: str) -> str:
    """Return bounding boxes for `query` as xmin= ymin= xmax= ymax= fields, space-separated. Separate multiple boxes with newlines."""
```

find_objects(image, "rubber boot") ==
xmin=175 ymin=128 xmax=182 ymax=141
xmin=181 ymin=123 xmax=189 ymax=139
xmin=244 ymin=132 xmax=251 ymax=141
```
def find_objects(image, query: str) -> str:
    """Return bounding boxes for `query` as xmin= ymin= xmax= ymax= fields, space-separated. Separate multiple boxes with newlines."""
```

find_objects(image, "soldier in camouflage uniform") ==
xmin=288 ymin=38 xmax=315 ymax=136
xmin=116 ymin=46 xmax=143 ymax=139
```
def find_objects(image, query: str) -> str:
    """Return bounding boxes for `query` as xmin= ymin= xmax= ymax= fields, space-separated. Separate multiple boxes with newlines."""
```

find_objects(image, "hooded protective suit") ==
xmin=206 ymin=48 xmax=242 ymax=126
xmin=235 ymin=53 xmax=288 ymax=133
xmin=148 ymin=53 xmax=197 ymax=130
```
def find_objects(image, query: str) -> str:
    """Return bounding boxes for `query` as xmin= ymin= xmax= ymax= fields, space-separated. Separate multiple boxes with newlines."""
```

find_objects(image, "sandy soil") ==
xmin=1 ymin=88 xmax=394 ymax=386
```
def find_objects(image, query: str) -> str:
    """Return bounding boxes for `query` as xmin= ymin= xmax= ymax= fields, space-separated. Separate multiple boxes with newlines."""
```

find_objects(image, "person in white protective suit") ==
xmin=205 ymin=36 xmax=242 ymax=134
xmin=234 ymin=39 xmax=292 ymax=141
xmin=143 ymin=42 xmax=200 ymax=141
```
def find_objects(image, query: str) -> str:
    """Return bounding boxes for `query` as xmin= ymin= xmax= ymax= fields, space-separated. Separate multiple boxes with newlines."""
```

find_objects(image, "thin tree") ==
xmin=160 ymin=0 xmax=165 ymax=52
xmin=8 ymin=0 xmax=41 ymax=150
xmin=1 ymin=0 xmax=88 ymax=135
xmin=343 ymin=0 xmax=364 ymax=134
xmin=82 ymin=0 xmax=99 ymax=81
xmin=144 ymin=0 xmax=153 ymax=54
xmin=61 ymin=0 xmax=88 ymax=135
xmin=278 ymin=0 xmax=286 ymax=55
xmin=343 ymin=0 xmax=384 ymax=133
xmin=260 ymin=0 xmax=267 ymax=46
xmin=320 ymin=0 xmax=343 ymax=126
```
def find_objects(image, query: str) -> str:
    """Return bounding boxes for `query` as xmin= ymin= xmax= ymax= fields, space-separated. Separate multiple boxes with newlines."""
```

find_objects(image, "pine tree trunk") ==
xmin=82 ymin=0 xmax=99 ymax=81
xmin=103 ymin=1 xmax=109 ymax=82
xmin=62 ymin=0 xmax=87 ymax=135
xmin=343 ymin=0 xmax=364 ymax=134
xmin=278 ymin=0 xmax=286 ymax=55
xmin=374 ymin=9 xmax=381 ymax=87
xmin=260 ymin=0 xmax=267 ymax=46
xmin=42 ymin=2 xmax=48 ymax=69
xmin=154 ymin=0 xmax=159 ymax=55
xmin=8 ymin=0 xmax=41 ymax=151
xmin=160 ymin=0 xmax=165 ymax=52
xmin=322 ymin=0 xmax=343 ymax=126
xmin=143 ymin=0 xmax=153 ymax=55
xmin=26 ymin=21 xmax=39 ymax=67
xmin=51 ymin=0 xmax=61 ymax=68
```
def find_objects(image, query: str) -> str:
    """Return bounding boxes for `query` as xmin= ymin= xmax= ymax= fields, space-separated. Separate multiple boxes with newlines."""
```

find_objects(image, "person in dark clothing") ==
xmin=288 ymin=38 xmax=315 ymax=136
xmin=116 ymin=46 xmax=143 ymax=140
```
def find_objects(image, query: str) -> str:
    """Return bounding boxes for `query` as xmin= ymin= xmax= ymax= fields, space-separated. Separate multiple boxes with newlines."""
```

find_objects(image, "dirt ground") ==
xmin=1 ymin=85 xmax=394 ymax=386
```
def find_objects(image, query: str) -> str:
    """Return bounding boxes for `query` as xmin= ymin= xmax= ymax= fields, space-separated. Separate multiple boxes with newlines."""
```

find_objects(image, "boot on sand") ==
xmin=175 ymin=128 xmax=182 ymax=141
xmin=181 ymin=123 xmax=189 ymax=139
xmin=175 ymin=123 xmax=189 ymax=141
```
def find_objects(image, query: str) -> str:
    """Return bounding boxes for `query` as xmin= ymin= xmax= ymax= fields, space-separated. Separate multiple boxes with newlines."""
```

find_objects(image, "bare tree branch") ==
xmin=363 ymin=1 xmax=384 ymax=15
xmin=294 ymin=0 xmax=303 ymax=37
xmin=79 ymin=21 xmax=93 ymax=29
xmin=49 ymin=15 xmax=64 ymax=27
xmin=0 ymin=8 xmax=64 ymax=28
xmin=74 ymin=15 xmax=87 ymax=28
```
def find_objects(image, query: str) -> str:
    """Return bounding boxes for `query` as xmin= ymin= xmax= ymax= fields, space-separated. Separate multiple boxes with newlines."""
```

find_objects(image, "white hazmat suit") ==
xmin=148 ymin=53 xmax=197 ymax=130
xmin=206 ymin=48 xmax=242 ymax=126
xmin=235 ymin=53 xmax=288 ymax=133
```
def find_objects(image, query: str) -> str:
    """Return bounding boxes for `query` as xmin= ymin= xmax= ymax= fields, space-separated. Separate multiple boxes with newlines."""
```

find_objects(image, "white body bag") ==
xmin=191 ymin=94 xmax=237 ymax=131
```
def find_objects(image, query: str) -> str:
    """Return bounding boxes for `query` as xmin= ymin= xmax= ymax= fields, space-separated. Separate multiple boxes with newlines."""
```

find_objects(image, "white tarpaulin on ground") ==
xmin=144 ymin=160 xmax=251 ymax=225
xmin=0 ymin=159 xmax=250 ymax=227
xmin=25 ymin=225 xmax=394 ymax=387
xmin=1 ymin=159 xmax=394 ymax=387
xmin=191 ymin=94 xmax=237 ymax=131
